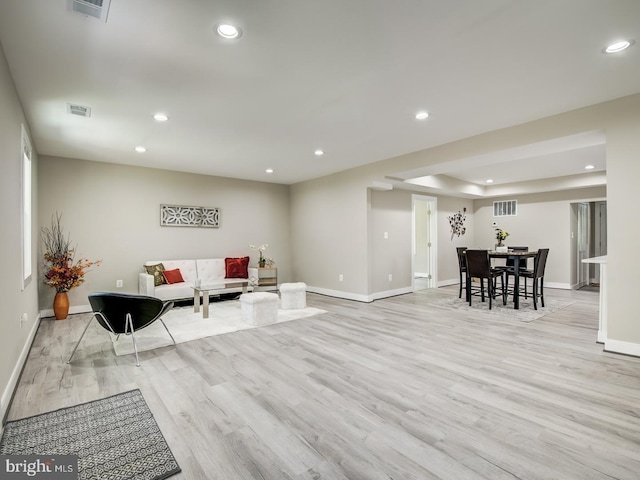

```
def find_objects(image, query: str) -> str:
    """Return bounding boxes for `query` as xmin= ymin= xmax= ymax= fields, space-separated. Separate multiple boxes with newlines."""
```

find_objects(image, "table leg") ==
xmin=203 ymin=292 xmax=210 ymax=319
xmin=194 ymin=290 xmax=200 ymax=313
xmin=513 ymin=256 xmax=521 ymax=309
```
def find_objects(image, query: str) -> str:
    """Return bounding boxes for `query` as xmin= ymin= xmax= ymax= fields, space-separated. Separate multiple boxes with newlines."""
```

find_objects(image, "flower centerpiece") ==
xmin=495 ymin=227 xmax=510 ymax=247
xmin=249 ymin=243 xmax=268 ymax=268
xmin=42 ymin=213 xmax=100 ymax=319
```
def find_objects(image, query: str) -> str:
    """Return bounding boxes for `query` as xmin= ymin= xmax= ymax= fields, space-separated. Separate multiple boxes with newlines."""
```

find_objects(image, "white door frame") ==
xmin=412 ymin=194 xmax=438 ymax=290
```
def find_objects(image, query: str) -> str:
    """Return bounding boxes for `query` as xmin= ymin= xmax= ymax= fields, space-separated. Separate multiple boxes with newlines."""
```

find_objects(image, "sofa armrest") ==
xmin=139 ymin=272 xmax=155 ymax=296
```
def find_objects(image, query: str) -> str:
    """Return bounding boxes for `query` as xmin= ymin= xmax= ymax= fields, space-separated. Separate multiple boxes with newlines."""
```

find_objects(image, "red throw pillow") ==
xmin=162 ymin=268 xmax=185 ymax=284
xmin=225 ymin=256 xmax=249 ymax=279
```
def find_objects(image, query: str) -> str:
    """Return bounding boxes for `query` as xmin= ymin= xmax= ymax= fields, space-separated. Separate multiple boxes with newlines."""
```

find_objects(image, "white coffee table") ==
xmin=192 ymin=281 xmax=249 ymax=318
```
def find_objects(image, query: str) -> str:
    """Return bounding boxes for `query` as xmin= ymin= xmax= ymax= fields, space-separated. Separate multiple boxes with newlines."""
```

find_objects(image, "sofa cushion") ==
xmin=225 ymin=256 xmax=249 ymax=279
xmin=144 ymin=263 xmax=166 ymax=286
xmin=196 ymin=259 xmax=225 ymax=281
xmin=159 ymin=260 xmax=198 ymax=282
xmin=163 ymin=268 xmax=185 ymax=284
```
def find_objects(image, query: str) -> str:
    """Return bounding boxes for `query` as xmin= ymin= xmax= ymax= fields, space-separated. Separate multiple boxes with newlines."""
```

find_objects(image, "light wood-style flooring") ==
xmin=8 ymin=285 xmax=640 ymax=479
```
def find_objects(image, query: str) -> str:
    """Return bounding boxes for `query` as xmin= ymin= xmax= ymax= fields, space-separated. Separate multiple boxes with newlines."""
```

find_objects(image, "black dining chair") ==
xmin=492 ymin=246 xmax=529 ymax=293
xmin=506 ymin=248 xmax=550 ymax=310
xmin=68 ymin=292 xmax=176 ymax=366
xmin=465 ymin=250 xmax=507 ymax=309
xmin=456 ymin=247 xmax=468 ymax=299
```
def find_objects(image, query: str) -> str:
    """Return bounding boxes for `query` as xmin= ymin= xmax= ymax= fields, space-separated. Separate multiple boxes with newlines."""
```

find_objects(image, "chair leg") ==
xmin=488 ymin=278 xmax=493 ymax=310
xmin=532 ymin=279 xmax=538 ymax=310
xmin=159 ymin=318 xmax=176 ymax=345
xmin=501 ymin=275 xmax=506 ymax=305
xmin=540 ymin=278 xmax=545 ymax=307
xmin=480 ymin=279 xmax=485 ymax=302
xmin=126 ymin=313 xmax=141 ymax=367
xmin=459 ymin=271 xmax=463 ymax=298
xmin=67 ymin=314 xmax=96 ymax=364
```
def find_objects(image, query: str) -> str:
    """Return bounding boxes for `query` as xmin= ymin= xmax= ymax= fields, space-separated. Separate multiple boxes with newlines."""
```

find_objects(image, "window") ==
xmin=21 ymin=124 xmax=32 ymax=290
xmin=493 ymin=199 xmax=517 ymax=217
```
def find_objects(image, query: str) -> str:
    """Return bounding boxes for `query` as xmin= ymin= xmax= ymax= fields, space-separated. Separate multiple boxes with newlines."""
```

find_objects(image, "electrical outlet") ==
xmin=339 ymin=274 xmax=344 ymax=282
xmin=116 ymin=279 xmax=123 ymax=288
xmin=388 ymin=274 xmax=393 ymax=282
xmin=384 ymin=231 xmax=388 ymax=239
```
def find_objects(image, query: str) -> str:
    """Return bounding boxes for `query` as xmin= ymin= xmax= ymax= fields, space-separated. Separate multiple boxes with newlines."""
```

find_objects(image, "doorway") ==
xmin=412 ymin=195 xmax=437 ymax=291
xmin=576 ymin=202 xmax=590 ymax=289
xmin=574 ymin=200 xmax=607 ymax=289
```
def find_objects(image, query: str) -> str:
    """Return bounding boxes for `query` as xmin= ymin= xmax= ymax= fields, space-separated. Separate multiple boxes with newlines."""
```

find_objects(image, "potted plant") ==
xmin=495 ymin=228 xmax=510 ymax=252
xmin=42 ymin=213 xmax=100 ymax=319
xmin=249 ymin=243 xmax=268 ymax=268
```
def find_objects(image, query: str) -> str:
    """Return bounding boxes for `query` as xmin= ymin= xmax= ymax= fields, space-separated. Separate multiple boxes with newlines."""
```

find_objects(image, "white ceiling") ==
xmin=0 ymin=0 xmax=638 ymax=192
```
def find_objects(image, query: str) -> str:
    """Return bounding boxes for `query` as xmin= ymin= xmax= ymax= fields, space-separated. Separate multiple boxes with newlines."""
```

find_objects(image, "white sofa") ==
xmin=139 ymin=259 xmax=258 ymax=301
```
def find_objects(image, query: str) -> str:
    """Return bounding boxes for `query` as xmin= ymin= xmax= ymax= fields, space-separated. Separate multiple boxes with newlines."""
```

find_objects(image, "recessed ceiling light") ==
xmin=415 ymin=111 xmax=430 ymax=120
xmin=216 ymin=24 xmax=242 ymax=39
xmin=603 ymin=40 xmax=634 ymax=53
xmin=314 ymin=149 xmax=324 ymax=156
xmin=153 ymin=113 xmax=169 ymax=122
xmin=265 ymin=168 xmax=274 ymax=174
xmin=134 ymin=146 xmax=147 ymax=153
xmin=486 ymin=179 xmax=494 ymax=184
xmin=585 ymin=164 xmax=595 ymax=170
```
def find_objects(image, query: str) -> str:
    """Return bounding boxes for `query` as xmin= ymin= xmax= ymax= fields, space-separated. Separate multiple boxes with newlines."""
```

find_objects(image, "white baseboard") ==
xmin=369 ymin=287 xmax=413 ymax=301
xmin=307 ymin=286 xmax=372 ymax=303
xmin=437 ymin=278 xmax=459 ymax=288
xmin=1 ymin=313 xmax=41 ymax=430
xmin=544 ymin=282 xmax=572 ymax=290
xmin=414 ymin=272 xmax=429 ymax=278
xmin=604 ymin=339 xmax=640 ymax=358
xmin=40 ymin=303 xmax=92 ymax=319
xmin=307 ymin=286 xmax=413 ymax=303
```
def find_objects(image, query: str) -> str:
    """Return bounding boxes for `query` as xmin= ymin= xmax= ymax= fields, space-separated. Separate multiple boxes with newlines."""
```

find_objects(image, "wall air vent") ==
xmin=67 ymin=103 xmax=92 ymax=118
xmin=71 ymin=0 xmax=111 ymax=22
xmin=493 ymin=199 xmax=517 ymax=217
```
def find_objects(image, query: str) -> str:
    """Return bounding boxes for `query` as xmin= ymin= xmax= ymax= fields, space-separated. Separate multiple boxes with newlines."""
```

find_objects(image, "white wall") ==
xmin=437 ymin=195 xmax=475 ymax=285
xmin=606 ymin=108 xmax=640 ymax=351
xmin=0 ymin=44 xmax=39 ymax=424
xmin=37 ymin=156 xmax=291 ymax=313
xmin=290 ymin=169 xmax=370 ymax=300
xmin=367 ymin=189 xmax=475 ymax=297
xmin=369 ymin=189 xmax=413 ymax=296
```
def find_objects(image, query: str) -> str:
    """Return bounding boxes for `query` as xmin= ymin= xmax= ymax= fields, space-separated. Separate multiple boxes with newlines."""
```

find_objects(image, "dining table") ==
xmin=489 ymin=250 xmax=538 ymax=309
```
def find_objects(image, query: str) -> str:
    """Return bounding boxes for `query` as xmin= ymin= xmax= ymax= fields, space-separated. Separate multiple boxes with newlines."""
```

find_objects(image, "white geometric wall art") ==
xmin=160 ymin=204 xmax=221 ymax=228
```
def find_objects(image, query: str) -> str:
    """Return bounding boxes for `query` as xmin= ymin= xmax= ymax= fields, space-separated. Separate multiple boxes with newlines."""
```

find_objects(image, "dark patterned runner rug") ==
xmin=0 ymin=389 xmax=181 ymax=480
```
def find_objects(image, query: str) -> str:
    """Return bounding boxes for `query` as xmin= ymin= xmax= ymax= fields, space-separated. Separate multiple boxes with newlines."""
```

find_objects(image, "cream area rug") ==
xmin=112 ymin=300 xmax=326 ymax=355
xmin=431 ymin=296 xmax=574 ymax=323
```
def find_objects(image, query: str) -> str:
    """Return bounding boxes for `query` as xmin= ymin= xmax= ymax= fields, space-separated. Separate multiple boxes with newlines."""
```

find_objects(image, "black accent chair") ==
xmin=68 ymin=293 xmax=175 ymax=367
xmin=506 ymin=248 xmax=550 ymax=310
xmin=456 ymin=247 xmax=468 ymax=299
xmin=465 ymin=249 xmax=506 ymax=309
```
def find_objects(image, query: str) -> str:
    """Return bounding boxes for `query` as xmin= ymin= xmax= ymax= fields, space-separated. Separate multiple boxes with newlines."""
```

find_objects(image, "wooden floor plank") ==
xmin=6 ymin=285 xmax=640 ymax=479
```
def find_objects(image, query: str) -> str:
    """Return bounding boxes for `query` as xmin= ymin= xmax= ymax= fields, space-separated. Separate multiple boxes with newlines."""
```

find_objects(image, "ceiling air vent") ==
xmin=67 ymin=103 xmax=92 ymax=118
xmin=71 ymin=0 xmax=111 ymax=22
xmin=493 ymin=200 xmax=517 ymax=217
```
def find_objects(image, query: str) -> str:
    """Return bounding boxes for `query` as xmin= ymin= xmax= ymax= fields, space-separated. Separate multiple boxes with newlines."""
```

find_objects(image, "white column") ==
xmin=582 ymin=256 xmax=607 ymax=344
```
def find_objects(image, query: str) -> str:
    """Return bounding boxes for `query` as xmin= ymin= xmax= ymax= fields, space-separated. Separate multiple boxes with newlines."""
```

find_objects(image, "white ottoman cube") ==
xmin=239 ymin=292 xmax=279 ymax=326
xmin=280 ymin=282 xmax=307 ymax=309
